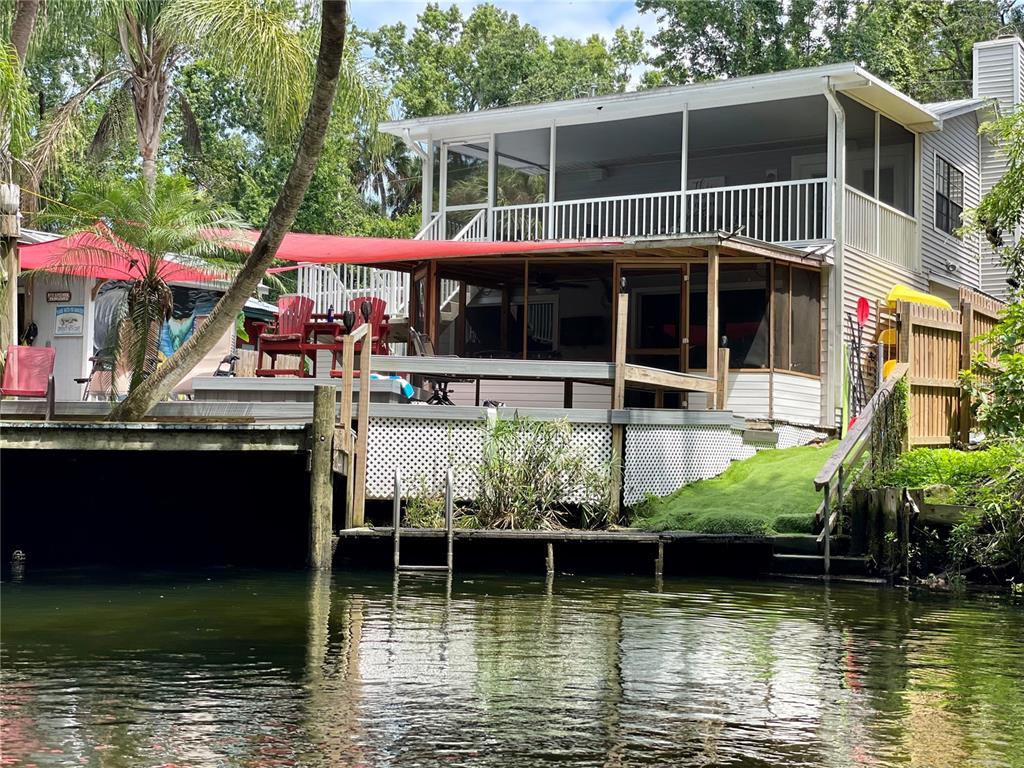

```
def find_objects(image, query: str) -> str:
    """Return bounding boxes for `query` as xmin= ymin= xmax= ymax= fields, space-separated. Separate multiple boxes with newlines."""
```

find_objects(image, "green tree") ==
xmin=111 ymin=0 xmax=349 ymax=420
xmin=966 ymin=110 xmax=1024 ymax=301
xmin=637 ymin=0 xmax=1023 ymax=102
xmin=41 ymin=176 xmax=246 ymax=394
xmin=365 ymin=3 xmax=646 ymax=118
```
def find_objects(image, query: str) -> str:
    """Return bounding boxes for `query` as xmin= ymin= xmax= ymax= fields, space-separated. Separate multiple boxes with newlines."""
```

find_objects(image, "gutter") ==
xmin=823 ymin=78 xmax=846 ymax=428
xmin=402 ymin=128 xmax=428 ymax=161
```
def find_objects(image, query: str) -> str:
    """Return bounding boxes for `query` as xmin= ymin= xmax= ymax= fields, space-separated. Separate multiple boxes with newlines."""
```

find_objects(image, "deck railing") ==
xmin=844 ymin=185 xmax=918 ymax=270
xmin=296 ymin=263 xmax=411 ymax=317
xmin=453 ymin=179 xmax=830 ymax=244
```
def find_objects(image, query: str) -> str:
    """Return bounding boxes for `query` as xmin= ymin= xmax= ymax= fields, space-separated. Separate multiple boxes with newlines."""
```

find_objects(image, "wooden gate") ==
xmin=896 ymin=288 xmax=1003 ymax=447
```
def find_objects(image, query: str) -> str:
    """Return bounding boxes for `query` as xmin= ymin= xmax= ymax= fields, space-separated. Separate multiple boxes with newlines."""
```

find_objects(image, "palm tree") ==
xmin=109 ymin=0 xmax=349 ymax=420
xmin=41 ymin=175 xmax=247 ymax=395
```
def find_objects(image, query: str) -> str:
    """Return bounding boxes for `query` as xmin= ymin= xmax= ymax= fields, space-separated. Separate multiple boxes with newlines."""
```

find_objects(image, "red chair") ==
xmin=1 ymin=346 xmax=56 ymax=419
xmin=348 ymin=296 xmax=390 ymax=355
xmin=256 ymin=294 xmax=315 ymax=377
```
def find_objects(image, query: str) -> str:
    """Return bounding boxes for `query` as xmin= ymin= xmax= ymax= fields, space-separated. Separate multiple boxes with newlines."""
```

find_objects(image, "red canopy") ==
xmin=228 ymin=230 xmax=624 ymax=265
xmin=19 ymin=231 xmax=226 ymax=283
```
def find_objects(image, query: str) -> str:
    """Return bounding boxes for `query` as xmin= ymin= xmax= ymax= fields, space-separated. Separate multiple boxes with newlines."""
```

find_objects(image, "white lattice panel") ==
xmin=365 ymin=417 xmax=611 ymax=504
xmin=775 ymin=425 xmax=828 ymax=449
xmin=623 ymin=425 xmax=755 ymax=505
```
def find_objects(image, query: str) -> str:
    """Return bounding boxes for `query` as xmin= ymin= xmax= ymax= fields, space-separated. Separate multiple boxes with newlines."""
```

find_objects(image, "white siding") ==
xmin=449 ymin=380 xmax=612 ymax=409
xmin=974 ymin=37 xmax=1023 ymax=300
xmin=772 ymin=372 xmax=822 ymax=425
xmin=920 ymin=113 xmax=982 ymax=290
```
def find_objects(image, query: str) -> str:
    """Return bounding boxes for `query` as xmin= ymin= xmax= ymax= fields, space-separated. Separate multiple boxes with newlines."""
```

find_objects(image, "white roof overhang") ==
xmin=382 ymin=62 xmax=941 ymax=142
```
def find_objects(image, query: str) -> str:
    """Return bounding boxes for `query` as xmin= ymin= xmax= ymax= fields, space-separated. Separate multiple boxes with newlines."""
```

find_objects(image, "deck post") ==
xmin=715 ymin=348 xmax=730 ymax=410
xmin=445 ymin=468 xmax=454 ymax=572
xmin=706 ymin=245 xmax=720 ymax=406
xmin=609 ymin=292 xmax=629 ymax=522
xmin=822 ymin=484 xmax=831 ymax=577
xmin=392 ymin=468 xmax=402 ymax=569
xmin=655 ymin=540 xmax=664 ymax=577
xmin=339 ymin=335 xmax=356 ymax=524
xmin=351 ymin=332 xmax=372 ymax=527
xmin=959 ymin=302 xmax=973 ymax=445
xmin=309 ymin=385 xmax=335 ymax=570
xmin=546 ymin=542 xmax=555 ymax=575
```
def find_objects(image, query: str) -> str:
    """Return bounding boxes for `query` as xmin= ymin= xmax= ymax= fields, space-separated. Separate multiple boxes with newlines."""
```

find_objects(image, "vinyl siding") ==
xmin=920 ymin=114 xmax=982 ymax=291
xmin=975 ymin=38 xmax=1023 ymax=300
xmin=772 ymin=372 xmax=822 ymax=425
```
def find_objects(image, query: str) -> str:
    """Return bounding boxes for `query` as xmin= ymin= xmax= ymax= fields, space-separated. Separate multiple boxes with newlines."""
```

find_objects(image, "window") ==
xmin=719 ymin=264 xmax=770 ymax=369
xmin=934 ymin=156 xmax=964 ymax=236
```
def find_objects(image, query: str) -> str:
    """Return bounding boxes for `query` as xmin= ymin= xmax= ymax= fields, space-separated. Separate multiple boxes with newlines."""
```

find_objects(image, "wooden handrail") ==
xmin=814 ymin=362 xmax=909 ymax=490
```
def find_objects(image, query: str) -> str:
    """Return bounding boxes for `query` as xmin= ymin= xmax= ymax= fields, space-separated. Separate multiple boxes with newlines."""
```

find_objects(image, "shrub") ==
xmin=473 ymin=415 xmax=612 ymax=529
xmin=403 ymin=475 xmax=447 ymax=528
xmin=960 ymin=302 xmax=1024 ymax=439
xmin=875 ymin=443 xmax=1024 ymax=505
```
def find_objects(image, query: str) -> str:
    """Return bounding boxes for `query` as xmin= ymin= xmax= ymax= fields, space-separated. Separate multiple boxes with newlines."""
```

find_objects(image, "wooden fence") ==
xmin=896 ymin=287 xmax=1003 ymax=446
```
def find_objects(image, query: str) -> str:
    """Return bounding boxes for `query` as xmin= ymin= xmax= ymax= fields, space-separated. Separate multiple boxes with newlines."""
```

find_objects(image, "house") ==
xmin=331 ymin=35 xmax=1021 ymax=430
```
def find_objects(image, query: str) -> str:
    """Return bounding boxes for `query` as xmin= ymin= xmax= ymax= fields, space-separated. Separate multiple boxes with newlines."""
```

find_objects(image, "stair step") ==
xmin=770 ymin=553 xmax=870 ymax=576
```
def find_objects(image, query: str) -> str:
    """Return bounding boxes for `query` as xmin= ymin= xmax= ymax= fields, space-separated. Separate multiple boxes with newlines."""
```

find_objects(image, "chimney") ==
xmin=973 ymin=36 xmax=1023 ymax=301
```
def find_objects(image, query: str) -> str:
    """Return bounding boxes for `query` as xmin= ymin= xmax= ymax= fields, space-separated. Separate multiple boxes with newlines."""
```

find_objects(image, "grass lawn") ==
xmin=630 ymin=441 xmax=838 ymax=535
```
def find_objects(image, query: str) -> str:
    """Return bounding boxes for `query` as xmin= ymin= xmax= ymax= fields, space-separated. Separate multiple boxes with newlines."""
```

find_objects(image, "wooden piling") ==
xmin=351 ymin=329 xmax=372 ymax=526
xmin=609 ymin=293 xmax=629 ymax=522
xmin=309 ymin=385 xmax=335 ymax=570
xmin=545 ymin=541 xmax=555 ymax=575
xmin=655 ymin=540 xmax=664 ymax=577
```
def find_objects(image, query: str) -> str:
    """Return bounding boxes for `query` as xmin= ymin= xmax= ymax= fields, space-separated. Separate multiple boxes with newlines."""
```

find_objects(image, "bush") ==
xmin=403 ymin=475 xmax=447 ymax=528
xmin=473 ymin=415 xmax=613 ymax=530
xmin=875 ymin=443 xmax=1024 ymax=505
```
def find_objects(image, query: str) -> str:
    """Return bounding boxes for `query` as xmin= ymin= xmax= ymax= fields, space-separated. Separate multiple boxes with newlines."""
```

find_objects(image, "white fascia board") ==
xmin=382 ymin=62 xmax=940 ymax=141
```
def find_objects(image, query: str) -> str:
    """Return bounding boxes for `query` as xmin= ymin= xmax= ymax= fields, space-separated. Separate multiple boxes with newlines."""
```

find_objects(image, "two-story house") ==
xmin=358 ymin=35 xmax=1020 ymax=430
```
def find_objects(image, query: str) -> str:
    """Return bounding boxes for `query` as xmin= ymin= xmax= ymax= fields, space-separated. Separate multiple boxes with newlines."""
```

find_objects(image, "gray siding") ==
xmin=974 ymin=37 xmax=1023 ymax=300
xmin=920 ymin=112 xmax=982 ymax=291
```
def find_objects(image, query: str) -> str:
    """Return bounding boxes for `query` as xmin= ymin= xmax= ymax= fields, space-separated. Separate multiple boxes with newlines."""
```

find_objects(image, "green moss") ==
xmin=630 ymin=441 xmax=837 ymax=534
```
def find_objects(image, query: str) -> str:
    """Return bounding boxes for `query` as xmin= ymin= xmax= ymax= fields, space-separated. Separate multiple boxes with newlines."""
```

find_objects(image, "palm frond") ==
xmin=89 ymin=81 xmax=133 ymax=161
xmin=176 ymin=91 xmax=202 ymax=157
xmin=160 ymin=0 xmax=314 ymax=137
xmin=0 ymin=42 xmax=34 ymax=175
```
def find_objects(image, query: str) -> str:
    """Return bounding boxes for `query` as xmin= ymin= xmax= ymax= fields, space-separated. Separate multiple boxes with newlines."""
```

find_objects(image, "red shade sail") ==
xmin=227 ymin=230 xmax=625 ymax=266
xmin=19 ymin=231 xmax=225 ymax=283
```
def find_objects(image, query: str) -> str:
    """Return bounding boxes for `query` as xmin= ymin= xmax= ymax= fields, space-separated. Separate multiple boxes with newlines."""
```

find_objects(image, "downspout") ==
xmin=402 ymin=129 xmax=431 ymax=230
xmin=823 ymin=79 xmax=845 ymax=430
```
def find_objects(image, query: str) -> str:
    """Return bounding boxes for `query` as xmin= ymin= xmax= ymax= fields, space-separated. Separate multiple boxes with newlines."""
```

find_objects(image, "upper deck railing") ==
xmin=422 ymin=178 xmax=831 ymax=245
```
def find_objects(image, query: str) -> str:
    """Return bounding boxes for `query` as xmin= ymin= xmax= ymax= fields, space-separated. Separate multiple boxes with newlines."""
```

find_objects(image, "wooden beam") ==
xmin=706 ymin=245 xmax=719 ymax=405
xmin=309 ymin=385 xmax=335 ymax=570
xmin=959 ymin=301 xmax=973 ymax=444
xmin=622 ymin=363 xmax=716 ymax=393
xmin=351 ymin=334 xmax=372 ymax=526
xmin=0 ymin=423 xmax=308 ymax=452
xmin=716 ymin=348 xmax=730 ymax=410
xmin=609 ymin=292 xmax=629 ymax=523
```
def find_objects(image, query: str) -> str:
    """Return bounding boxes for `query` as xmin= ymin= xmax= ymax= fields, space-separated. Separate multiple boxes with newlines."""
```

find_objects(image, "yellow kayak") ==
xmin=877 ymin=328 xmax=899 ymax=345
xmin=886 ymin=284 xmax=953 ymax=310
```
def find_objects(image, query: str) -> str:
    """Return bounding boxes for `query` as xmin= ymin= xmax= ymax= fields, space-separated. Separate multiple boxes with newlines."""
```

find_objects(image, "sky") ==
xmin=349 ymin=0 xmax=659 ymax=48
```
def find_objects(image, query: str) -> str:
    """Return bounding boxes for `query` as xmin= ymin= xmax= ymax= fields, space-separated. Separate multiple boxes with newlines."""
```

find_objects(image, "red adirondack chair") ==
xmin=347 ymin=296 xmax=390 ymax=355
xmin=256 ymin=294 xmax=315 ymax=377
xmin=1 ymin=346 xmax=56 ymax=419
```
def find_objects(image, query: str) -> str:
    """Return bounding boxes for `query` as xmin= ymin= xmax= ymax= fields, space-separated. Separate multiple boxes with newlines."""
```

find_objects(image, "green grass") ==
xmin=630 ymin=441 xmax=837 ymax=535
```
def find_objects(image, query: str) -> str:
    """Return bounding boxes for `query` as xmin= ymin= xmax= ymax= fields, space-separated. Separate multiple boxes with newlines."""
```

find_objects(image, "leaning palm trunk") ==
xmin=109 ymin=1 xmax=348 ymax=421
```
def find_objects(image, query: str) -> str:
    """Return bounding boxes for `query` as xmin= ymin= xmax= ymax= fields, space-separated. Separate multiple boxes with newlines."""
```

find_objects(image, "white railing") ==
xmin=297 ymin=263 xmax=411 ymax=317
xmin=414 ymin=212 xmax=443 ymax=241
xmin=489 ymin=179 xmax=828 ymax=244
xmin=687 ymin=178 xmax=827 ymax=243
xmin=452 ymin=208 xmax=488 ymax=241
xmin=844 ymin=185 xmax=919 ymax=270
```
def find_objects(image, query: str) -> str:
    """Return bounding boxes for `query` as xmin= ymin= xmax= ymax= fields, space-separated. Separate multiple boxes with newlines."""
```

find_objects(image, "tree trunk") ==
xmin=10 ymin=0 xmax=40 ymax=63
xmin=110 ymin=0 xmax=350 ymax=421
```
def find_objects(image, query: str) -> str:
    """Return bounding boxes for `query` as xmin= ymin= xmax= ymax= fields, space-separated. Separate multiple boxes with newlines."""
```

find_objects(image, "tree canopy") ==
xmin=637 ymin=0 xmax=1024 ymax=101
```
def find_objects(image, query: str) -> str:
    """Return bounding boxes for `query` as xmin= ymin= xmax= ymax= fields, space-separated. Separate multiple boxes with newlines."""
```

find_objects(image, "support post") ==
xmin=392 ymin=468 xmax=401 ymax=570
xmin=655 ymin=540 xmax=664 ymax=577
xmin=351 ymin=332 xmax=372 ymax=526
xmin=545 ymin=542 xmax=554 ymax=575
xmin=823 ymin=484 xmax=831 ymax=578
xmin=309 ymin=385 xmax=335 ymax=570
xmin=959 ymin=302 xmax=973 ymax=445
xmin=609 ymin=292 xmax=629 ymax=523
xmin=715 ymin=348 xmax=730 ymax=410
xmin=706 ymin=245 xmax=719 ymax=404
xmin=445 ymin=468 xmax=454 ymax=573
xmin=340 ymin=334 xmax=357 ymax=526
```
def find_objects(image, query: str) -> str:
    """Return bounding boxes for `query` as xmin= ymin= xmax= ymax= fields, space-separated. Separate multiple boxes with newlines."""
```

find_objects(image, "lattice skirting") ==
xmin=365 ymin=417 xmax=611 ymax=503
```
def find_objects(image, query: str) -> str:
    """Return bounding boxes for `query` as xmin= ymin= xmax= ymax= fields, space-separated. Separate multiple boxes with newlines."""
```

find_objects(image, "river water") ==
xmin=2 ymin=571 xmax=1022 ymax=767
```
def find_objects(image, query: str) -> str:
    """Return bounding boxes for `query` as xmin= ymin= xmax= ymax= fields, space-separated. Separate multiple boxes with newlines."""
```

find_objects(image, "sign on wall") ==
xmin=55 ymin=305 xmax=84 ymax=337
xmin=46 ymin=291 xmax=72 ymax=303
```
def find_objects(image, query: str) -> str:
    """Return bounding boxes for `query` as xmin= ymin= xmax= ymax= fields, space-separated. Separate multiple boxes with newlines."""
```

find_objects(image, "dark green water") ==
xmin=2 ymin=571 xmax=1022 ymax=768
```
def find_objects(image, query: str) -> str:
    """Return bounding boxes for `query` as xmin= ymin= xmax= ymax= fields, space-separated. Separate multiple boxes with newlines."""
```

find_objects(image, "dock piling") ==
xmin=545 ymin=542 xmax=554 ymax=575
xmin=655 ymin=540 xmax=664 ymax=577
xmin=393 ymin=468 xmax=402 ymax=570
xmin=309 ymin=385 xmax=335 ymax=570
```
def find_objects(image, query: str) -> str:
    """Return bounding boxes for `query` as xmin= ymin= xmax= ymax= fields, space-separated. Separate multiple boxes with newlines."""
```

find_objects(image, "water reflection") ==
xmin=2 ymin=572 xmax=1022 ymax=767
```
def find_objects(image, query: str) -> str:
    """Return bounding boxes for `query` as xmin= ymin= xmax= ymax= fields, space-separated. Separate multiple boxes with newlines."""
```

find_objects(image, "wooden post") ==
xmin=545 ymin=542 xmax=554 ymax=575
xmin=445 ymin=468 xmax=454 ymax=573
xmin=655 ymin=540 xmax=664 ymax=577
xmin=706 ymin=245 xmax=720 ymax=404
xmin=351 ymin=332 xmax=372 ymax=526
xmin=822 ymin=484 xmax=831 ymax=577
xmin=309 ymin=385 xmax=335 ymax=570
xmin=339 ymin=334 xmax=357 ymax=527
xmin=715 ymin=348 xmax=730 ymax=410
xmin=609 ymin=293 xmax=629 ymax=522
xmin=392 ymin=468 xmax=401 ymax=570
xmin=959 ymin=301 xmax=973 ymax=445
